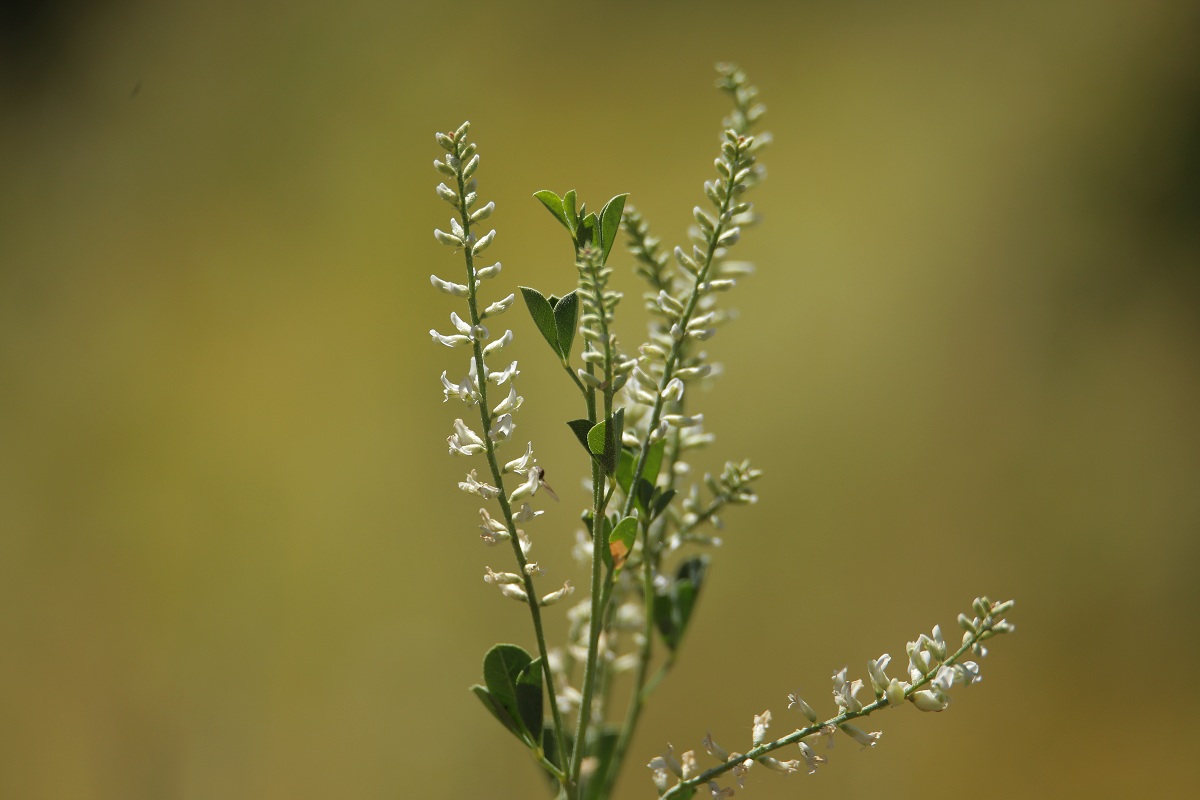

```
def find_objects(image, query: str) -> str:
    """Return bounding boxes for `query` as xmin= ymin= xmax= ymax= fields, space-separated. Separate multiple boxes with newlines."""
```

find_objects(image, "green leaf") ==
xmin=483 ymin=644 xmax=535 ymax=741
xmin=563 ymin=190 xmax=578 ymax=236
xmin=650 ymin=487 xmax=677 ymax=520
xmin=586 ymin=421 xmax=607 ymax=456
xmin=567 ymin=418 xmax=594 ymax=457
xmin=515 ymin=658 xmax=544 ymax=744
xmin=586 ymin=408 xmax=624 ymax=475
xmin=471 ymin=684 xmax=525 ymax=741
xmin=577 ymin=212 xmax=599 ymax=253
xmin=615 ymin=449 xmax=635 ymax=494
xmin=580 ymin=726 xmax=621 ymax=800
xmin=653 ymin=556 xmax=710 ymax=652
xmin=520 ymin=286 xmax=560 ymax=355
xmin=598 ymin=193 xmax=629 ymax=265
xmin=552 ymin=290 xmax=579 ymax=360
xmin=534 ymin=190 xmax=573 ymax=234
xmin=634 ymin=478 xmax=655 ymax=516
xmin=608 ymin=516 xmax=638 ymax=572
xmin=615 ymin=439 xmax=666 ymax=508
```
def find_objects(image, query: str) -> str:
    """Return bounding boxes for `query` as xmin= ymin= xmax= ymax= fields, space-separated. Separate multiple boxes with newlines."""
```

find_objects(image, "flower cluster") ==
xmin=650 ymin=597 xmax=1016 ymax=798
xmin=425 ymin=65 xmax=1015 ymax=800
xmin=430 ymin=122 xmax=571 ymax=609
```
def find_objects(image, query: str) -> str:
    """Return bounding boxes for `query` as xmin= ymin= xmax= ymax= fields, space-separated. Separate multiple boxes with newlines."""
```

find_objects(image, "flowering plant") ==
xmin=427 ymin=64 xmax=1015 ymax=800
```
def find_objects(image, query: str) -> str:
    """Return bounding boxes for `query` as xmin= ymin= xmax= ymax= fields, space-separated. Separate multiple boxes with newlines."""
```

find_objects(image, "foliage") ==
xmin=427 ymin=64 xmax=1015 ymax=800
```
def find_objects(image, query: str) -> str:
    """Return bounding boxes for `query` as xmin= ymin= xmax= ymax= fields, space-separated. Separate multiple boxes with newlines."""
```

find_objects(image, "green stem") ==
xmin=603 ymin=138 xmax=752 ymax=795
xmin=569 ymin=249 xmax=619 ymax=790
xmin=659 ymin=623 xmax=994 ymax=799
xmin=453 ymin=157 xmax=570 ymax=791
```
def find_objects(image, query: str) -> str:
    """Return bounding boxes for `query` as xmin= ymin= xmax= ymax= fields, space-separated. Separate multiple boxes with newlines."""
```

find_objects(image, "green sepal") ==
xmin=653 ymin=556 xmax=710 ymax=652
xmin=597 ymin=193 xmax=629 ymax=265
xmin=482 ymin=643 xmax=537 ymax=743
xmin=534 ymin=190 xmax=573 ymax=235
xmin=515 ymin=658 xmax=545 ymax=744
xmin=520 ymin=286 xmax=560 ymax=356
xmin=551 ymin=290 xmax=579 ymax=360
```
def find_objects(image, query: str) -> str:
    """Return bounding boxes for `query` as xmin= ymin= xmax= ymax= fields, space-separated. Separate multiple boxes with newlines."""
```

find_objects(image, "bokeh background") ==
xmin=3 ymin=1 xmax=1199 ymax=798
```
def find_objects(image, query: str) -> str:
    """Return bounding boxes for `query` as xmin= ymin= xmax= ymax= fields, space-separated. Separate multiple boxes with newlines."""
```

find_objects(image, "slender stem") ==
xmin=659 ymin=623 xmax=996 ymax=799
xmin=569 ymin=249 xmax=619 ymax=789
xmin=603 ymin=138 xmax=752 ymax=795
xmin=453 ymin=157 xmax=569 ymax=788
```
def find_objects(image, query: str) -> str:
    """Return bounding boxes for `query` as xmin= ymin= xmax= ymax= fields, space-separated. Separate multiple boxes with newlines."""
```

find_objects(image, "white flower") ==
xmin=911 ymin=688 xmax=950 ymax=712
xmin=483 ymin=329 xmax=513 ymax=356
xmin=732 ymin=758 xmax=753 ymax=788
xmin=489 ymin=413 xmax=515 ymax=442
xmin=832 ymin=667 xmax=864 ymax=713
xmin=840 ymin=723 xmax=882 ymax=748
xmin=680 ymin=750 xmax=698 ymax=780
xmin=787 ymin=690 xmax=818 ymax=723
xmin=514 ymin=502 xmax=542 ymax=522
xmin=492 ymin=386 xmax=523 ymax=415
xmin=932 ymin=665 xmax=956 ymax=692
xmin=759 ymin=756 xmax=800 ymax=774
xmin=458 ymin=469 xmax=498 ymax=499
xmin=540 ymin=581 xmax=574 ymax=606
xmin=430 ymin=274 xmax=469 ymax=297
xmin=648 ymin=744 xmax=683 ymax=778
xmin=448 ymin=419 xmax=487 ymax=456
xmin=660 ymin=377 xmax=685 ymax=401
xmin=708 ymin=781 xmax=735 ymax=798
xmin=867 ymin=654 xmax=892 ymax=695
xmin=430 ymin=329 xmax=470 ymax=347
xmin=475 ymin=261 xmax=502 ymax=280
xmin=702 ymin=731 xmax=729 ymax=761
xmin=509 ymin=467 xmax=540 ymax=502
xmin=449 ymin=311 xmax=473 ymax=335
xmin=662 ymin=413 xmax=703 ymax=428
xmin=752 ymin=710 xmax=771 ymax=746
xmin=797 ymin=741 xmax=826 ymax=774
xmin=498 ymin=583 xmax=528 ymax=602
xmin=440 ymin=370 xmax=478 ymax=404
xmin=483 ymin=566 xmax=522 ymax=585
xmin=488 ymin=360 xmax=520 ymax=385
xmin=482 ymin=293 xmax=514 ymax=316
xmin=503 ymin=442 xmax=535 ymax=474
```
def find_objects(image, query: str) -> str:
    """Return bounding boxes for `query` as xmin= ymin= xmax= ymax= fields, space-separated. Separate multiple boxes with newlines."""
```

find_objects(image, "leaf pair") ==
xmin=534 ymin=189 xmax=628 ymax=266
xmin=471 ymin=644 xmax=544 ymax=749
xmin=567 ymin=407 xmax=624 ymax=476
xmin=520 ymin=287 xmax=579 ymax=361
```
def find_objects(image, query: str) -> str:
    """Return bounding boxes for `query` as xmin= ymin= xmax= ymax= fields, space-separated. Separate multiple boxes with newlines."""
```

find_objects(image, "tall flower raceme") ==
xmin=427 ymin=66 xmax=1015 ymax=800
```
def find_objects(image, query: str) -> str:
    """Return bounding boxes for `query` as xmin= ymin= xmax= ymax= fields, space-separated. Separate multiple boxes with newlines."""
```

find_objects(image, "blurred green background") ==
xmin=2 ymin=1 xmax=1198 ymax=797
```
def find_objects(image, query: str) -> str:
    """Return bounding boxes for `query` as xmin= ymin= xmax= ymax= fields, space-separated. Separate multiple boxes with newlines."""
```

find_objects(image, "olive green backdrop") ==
xmin=2 ymin=1 xmax=1198 ymax=798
